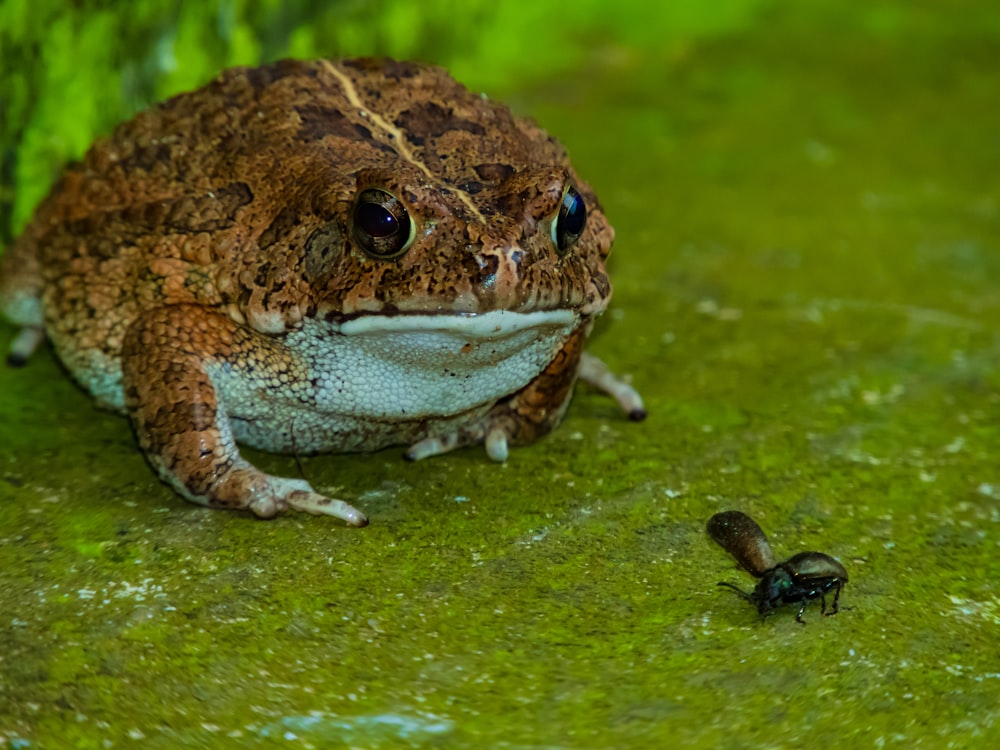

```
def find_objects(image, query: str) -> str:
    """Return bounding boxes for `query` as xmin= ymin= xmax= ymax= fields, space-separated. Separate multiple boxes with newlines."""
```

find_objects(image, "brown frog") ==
xmin=0 ymin=58 xmax=645 ymax=526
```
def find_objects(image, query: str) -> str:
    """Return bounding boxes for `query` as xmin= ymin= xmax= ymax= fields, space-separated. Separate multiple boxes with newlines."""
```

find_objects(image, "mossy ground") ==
xmin=2 ymin=1 xmax=999 ymax=747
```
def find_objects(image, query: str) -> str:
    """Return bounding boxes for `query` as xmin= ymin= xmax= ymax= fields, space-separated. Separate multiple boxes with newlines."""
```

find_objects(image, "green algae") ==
xmin=3 ymin=0 xmax=1000 ymax=747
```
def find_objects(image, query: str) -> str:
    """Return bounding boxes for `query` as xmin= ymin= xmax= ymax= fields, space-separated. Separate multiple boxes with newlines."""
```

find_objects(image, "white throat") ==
xmin=291 ymin=309 xmax=580 ymax=420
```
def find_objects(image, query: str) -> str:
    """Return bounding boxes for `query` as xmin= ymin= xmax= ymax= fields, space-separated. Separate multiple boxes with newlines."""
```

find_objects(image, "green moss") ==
xmin=4 ymin=0 xmax=1000 ymax=747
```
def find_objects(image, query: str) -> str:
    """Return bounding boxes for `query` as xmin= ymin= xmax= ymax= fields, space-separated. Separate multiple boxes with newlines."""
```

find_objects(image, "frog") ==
xmin=0 ymin=57 xmax=645 ymax=526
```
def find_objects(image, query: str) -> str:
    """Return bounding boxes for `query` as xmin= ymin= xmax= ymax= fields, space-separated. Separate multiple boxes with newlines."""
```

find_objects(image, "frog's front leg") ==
xmin=405 ymin=327 xmax=645 ymax=462
xmin=121 ymin=305 xmax=367 ymax=526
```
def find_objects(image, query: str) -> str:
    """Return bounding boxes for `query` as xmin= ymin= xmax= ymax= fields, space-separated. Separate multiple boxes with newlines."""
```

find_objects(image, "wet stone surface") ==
xmin=2 ymin=1 xmax=1000 ymax=747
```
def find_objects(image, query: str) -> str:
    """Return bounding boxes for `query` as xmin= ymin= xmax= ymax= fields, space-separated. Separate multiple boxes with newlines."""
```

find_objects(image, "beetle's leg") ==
xmin=825 ymin=582 xmax=842 ymax=616
xmin=795 ymin=602 xmax=808 ymax=624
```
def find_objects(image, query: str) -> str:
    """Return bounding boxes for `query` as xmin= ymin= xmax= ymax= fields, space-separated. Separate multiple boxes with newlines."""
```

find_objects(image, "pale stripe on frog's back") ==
xmin=320 ymin=60 xmax=486 ymax=225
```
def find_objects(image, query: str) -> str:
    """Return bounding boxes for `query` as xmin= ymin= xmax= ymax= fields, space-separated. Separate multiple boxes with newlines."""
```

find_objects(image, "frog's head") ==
xmin=303 ymin=160 xmax=613 ymax=323
xmin=287 ymin=58 xmax=614 ymax=324
xmin=235 ymin=58 xmax=613 ymax=359
xmin=294 ymin=158 xmax=613 ymax=417
xmin=224 ymin=58 xmax=617 ymax=411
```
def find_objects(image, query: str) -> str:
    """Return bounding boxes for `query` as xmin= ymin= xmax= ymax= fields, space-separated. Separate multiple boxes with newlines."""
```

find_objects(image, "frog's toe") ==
xmin=404 ymin=431 xmax=466 ymax=461
xmin=578 ymin=351 xmax=646 ymax=420
xmin=6 ymin=326 xmax=44 ymax=367
xmin=239 ymin=474 xmax=302 ymax=518
xmin=170 ymin=464 xmax=366 ymax=526
xmin=404 ymin=424 xmax=510 ymax=463
xmin=485 ymin=427 xmax=509 ymax=462
xmin=243 ymin=475 xmax=367 ymax=526
xmin=287 ymin=491 xmax=369 ymax=527
xmin=187 ymin=467 xmax=292 ymax=519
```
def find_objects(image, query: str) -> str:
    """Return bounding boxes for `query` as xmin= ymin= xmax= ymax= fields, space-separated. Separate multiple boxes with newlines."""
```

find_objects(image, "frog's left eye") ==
xmin=552 ymin=186 xmax=587 ymax=255
xmin=353 ymin=189 xmax=414 ymax=259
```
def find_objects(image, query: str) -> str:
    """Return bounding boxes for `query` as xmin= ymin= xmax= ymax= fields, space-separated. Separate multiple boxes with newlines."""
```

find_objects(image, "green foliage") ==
xmin=0 ymin=0 xmax=764 ymax=238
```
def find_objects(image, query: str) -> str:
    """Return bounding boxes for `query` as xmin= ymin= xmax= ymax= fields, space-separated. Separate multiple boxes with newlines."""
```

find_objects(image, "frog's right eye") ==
xmin=352 ymin=189 xmax=414 ymax=259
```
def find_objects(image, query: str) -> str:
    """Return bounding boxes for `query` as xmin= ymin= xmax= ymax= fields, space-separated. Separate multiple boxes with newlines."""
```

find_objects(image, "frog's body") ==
xmin=0 ymin=58 xmax=644 ymax=525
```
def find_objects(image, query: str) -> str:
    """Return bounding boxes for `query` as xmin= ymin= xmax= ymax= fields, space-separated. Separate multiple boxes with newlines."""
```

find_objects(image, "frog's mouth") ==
xmin=332 ymin=308 xmax=578 ymax=340
xmin=311 ymin=309 xmax=582 ymax=419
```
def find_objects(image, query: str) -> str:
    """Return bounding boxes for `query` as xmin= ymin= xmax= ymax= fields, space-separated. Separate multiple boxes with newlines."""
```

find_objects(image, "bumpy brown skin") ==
xmin=0 ymin=58 xmax=641 ymax=524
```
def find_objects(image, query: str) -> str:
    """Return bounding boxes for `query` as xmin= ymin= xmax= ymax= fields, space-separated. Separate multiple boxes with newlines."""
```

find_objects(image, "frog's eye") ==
xmin=552 ymin=185 xmax=587 ymax=255
xmin=352 ymin=189 xmax=414 ymax=259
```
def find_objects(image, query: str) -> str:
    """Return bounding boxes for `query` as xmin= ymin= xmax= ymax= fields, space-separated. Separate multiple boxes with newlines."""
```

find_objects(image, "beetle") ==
xmin=706 ymin=510 xmax=848 ymax=623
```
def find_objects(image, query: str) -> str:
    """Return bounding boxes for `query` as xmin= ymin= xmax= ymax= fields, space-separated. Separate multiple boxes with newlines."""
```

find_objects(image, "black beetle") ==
xmin=707 ymin=510 xmax=848 ymax=623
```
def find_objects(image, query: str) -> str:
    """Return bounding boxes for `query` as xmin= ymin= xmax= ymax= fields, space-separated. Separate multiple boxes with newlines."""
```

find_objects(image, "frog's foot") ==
xmin=1 ymin=241 xmax=45 ymax=366
xmin=577 ymin=352 xmax=646 ymax=422
xmin=161 ymin=462 xmax=368 ymax=526
xmin=122 ymin=305 xmax=367 ymax=526
xmin=5 ymin=326 xmax=45 ymax=367
xmin=405 ymin=424 xmax=495 ymax=462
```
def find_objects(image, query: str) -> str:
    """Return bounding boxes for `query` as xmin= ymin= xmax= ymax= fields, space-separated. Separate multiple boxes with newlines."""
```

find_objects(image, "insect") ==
xmin=706 ymin=510 xmax=848 ymax=623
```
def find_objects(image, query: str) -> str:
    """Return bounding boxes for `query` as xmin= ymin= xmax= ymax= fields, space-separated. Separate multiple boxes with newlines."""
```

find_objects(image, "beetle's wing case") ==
xmin=783 ymin=551 xmax=848 ymax=582
xmin=707 ymin=510 xmax=778 ymax=577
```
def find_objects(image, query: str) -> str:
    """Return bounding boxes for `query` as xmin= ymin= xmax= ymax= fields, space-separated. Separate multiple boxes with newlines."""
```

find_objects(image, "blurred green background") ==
xmin=2 ymin=0 xmax=999 ymax=748
xmin=0 ymin=0 xmax=761 ymax=239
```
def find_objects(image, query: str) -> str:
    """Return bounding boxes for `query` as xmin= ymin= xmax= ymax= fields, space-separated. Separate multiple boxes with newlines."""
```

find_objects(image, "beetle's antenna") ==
xmin=716 ymin=581 xmax=754 ymax=602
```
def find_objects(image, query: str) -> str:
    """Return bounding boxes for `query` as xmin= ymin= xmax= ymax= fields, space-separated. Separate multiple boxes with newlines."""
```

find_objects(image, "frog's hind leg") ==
xmin=121 ymin=304 xmax=367 ymax=526
xmin=1 ymin=233 xmax=46 ymax=366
